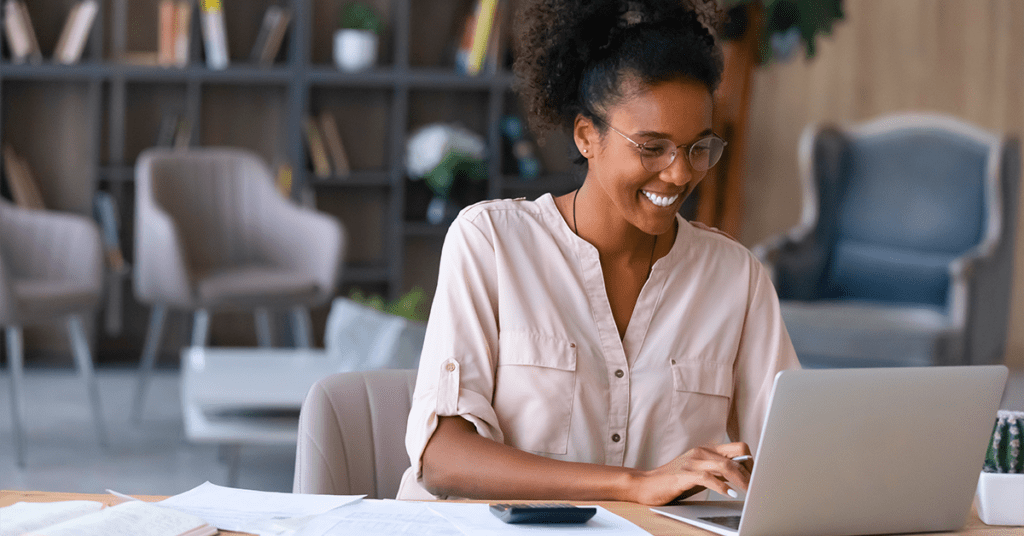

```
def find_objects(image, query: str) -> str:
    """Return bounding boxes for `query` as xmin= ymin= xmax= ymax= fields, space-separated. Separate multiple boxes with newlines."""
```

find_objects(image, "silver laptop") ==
xmin=652 ymin=365 xmax=1007 ymax=536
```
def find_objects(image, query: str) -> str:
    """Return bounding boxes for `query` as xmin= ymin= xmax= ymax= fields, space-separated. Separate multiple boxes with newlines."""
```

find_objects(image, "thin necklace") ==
xmin=572 ymin=188 xmax=657 ymax=278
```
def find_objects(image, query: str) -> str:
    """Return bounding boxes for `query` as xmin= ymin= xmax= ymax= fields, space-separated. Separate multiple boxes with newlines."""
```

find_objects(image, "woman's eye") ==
xmin=640 ymin=145 xmax=666 ymax=156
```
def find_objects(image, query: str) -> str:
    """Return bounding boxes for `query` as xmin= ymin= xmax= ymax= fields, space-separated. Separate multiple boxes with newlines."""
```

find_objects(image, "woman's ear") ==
xmin=573 ymin=115 xmax=597 ymax=157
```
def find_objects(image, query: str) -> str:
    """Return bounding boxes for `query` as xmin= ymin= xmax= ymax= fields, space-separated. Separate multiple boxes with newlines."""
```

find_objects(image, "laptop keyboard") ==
xmin=700 ymin=515 xmax=742 ymax=530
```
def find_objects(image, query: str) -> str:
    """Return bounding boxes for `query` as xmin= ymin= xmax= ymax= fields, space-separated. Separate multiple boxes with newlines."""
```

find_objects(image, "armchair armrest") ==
xmin=1 ymin=202 xmax=104 ymax=289
xmin=257 ymin=198 xmax=345 ymax=303
xmin=133 ymin=196 xmax=193 ymax=307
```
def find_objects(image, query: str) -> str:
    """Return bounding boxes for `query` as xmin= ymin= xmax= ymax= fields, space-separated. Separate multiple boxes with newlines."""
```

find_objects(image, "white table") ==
xmin=180 ymin=347 xmax=339 ymax=484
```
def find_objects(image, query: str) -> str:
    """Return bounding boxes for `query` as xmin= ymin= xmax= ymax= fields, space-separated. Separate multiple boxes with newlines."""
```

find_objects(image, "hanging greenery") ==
xmin=720 ymin=0 xmax=845 ymax=64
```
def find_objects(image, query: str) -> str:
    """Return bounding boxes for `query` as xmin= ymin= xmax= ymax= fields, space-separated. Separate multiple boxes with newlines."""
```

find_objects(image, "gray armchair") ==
xmin=132 ymin=147 xmax=345 ymax=420
xmin=754 ymin=113 xmax=1019 ymax=368
xmin=0 ymin=199 xmax=107 ymax=466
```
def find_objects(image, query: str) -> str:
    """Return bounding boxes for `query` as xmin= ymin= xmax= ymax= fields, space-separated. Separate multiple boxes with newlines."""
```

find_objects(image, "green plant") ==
xmin=984 ymin=410 xmax=1023 ymax=474
xmin=340 ymin=2 xmax=384 ymax=34
xmin=722 ymin=0 xmax=845 ymax=64
xmin=348 ymin=287 xmax=429 ymax=322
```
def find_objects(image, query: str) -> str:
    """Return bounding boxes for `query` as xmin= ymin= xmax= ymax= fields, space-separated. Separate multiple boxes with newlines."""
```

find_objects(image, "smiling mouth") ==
xmin=642 ymin=190 xmax=680 ymax=207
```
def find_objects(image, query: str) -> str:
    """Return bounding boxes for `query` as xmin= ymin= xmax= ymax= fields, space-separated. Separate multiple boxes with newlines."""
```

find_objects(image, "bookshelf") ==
xmin=0 ymin=0 xmax=574 ymax=360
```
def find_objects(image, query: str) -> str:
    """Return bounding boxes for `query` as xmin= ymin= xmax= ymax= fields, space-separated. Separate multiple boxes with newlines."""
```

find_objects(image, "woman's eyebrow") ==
xmin=633 ymin=127 xmax=715 ymax=141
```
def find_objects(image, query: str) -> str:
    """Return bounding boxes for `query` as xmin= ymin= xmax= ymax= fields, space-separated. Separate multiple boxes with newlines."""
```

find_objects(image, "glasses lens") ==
xmin=639 ymin=139 xmax=677 ymax=172
xmin=688 ymin=136 xmax=725 ymax=171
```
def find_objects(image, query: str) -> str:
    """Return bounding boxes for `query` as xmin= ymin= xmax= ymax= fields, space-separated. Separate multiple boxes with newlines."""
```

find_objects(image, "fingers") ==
xmin=693 ymin=458 xmax=751 ymax=491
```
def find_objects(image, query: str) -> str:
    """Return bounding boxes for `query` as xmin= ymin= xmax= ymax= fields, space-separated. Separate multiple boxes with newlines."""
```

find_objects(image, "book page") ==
xmin=0 ymin=500 xmax=104 ymax=536
xmin=24 ymin=501 xmax=214 ymax=536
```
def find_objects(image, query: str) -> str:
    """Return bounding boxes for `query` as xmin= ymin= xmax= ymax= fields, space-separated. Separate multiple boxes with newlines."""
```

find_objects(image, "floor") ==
xmin=0 ymin=369 xmax=295 ymax=496
xmin=1 ymin=366 xmax=1021 ymax=496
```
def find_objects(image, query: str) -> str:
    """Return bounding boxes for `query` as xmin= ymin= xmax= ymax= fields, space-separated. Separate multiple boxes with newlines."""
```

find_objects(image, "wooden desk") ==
xmin=2 ymin=490 xmax=1019 ymax=535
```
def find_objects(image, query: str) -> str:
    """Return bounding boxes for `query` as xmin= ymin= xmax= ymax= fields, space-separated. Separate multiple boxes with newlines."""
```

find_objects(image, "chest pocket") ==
xmin=670 ymin=358 xmax=733 ymax=444
xmin=493 ymin=331 xmax=577 ymax=455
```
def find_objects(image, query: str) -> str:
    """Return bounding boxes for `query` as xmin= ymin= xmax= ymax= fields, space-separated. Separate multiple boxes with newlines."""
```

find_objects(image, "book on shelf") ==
xmin=249 ymin=5 xmax=291 ymax=66
xmin=0 ymin=499 xmax=216 ymax=536
xmin=53 ymin=0 xmax=98 ymax=65
xmin=173 ymin=0 xmax=194 ymax=68
xmin=2 ymin=145 xmax=46 ymax=210
xmin=158 ymin=0 xmax=175 ymax=66
xmin=158 ymin=0 xmax=192 ymax=67
xmin=466 ymin=0 xmax=499 ymax=75
xmin=3 ymin=0 xmax=42 ymax=64
xmin=93 ymin=191 xmax=126 ymax=273
xmin=318 ymin=111 xmax=351 ymax=177
xmin=303 ymin=116 xmax=332 ymax=178
xmin=199 ymin=0 xmax=229 ymax=70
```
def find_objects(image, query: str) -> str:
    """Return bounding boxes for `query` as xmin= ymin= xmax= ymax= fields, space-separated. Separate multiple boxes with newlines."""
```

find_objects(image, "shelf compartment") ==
xmin=310 ymin=0 xmax=395 ymax=68
xmin=309 ymin=87 xmax=392 ymax=173
xmin=0 ymin=62 xmax=107 ymax=80
xmin=316 ymin=188 xmax=389 ymax=267
xmin=200 ymin=83 xmax=290 ymax=166
xmin=122 ymin=82 xmax=190 ymax=164
xmin=1 ymin=79 xmax=97 ymax=214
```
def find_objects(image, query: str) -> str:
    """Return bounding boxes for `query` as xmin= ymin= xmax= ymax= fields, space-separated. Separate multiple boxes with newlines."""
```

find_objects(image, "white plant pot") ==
xmin=975 ymin=472 xmax=1024 ymax=525
xmin=333 ymin=29 xmax=378 ymax=72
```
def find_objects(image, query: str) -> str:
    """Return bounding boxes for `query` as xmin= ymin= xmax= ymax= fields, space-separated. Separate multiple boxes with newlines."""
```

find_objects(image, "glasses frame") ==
xmin=600 ymin=121 xmax=727 ymax=173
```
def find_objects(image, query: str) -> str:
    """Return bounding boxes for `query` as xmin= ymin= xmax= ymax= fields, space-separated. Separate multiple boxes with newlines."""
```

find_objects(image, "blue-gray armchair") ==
xmin=754 ymin=113 xmax=1019 ymax=368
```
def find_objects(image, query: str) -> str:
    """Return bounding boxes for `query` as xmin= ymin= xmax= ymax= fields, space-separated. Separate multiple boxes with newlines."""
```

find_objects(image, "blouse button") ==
xmin=671 ymin=359 xmax=676 ymax=365
xmin=569 ymin=343 xmax=576 ymax=348
xmin=611 ymin=433 xmax=621 ymax=442
xmin=615 ymin=369 xmax=624 ymax=378
xmin=445 ymin=363 xmax=456 ymax=372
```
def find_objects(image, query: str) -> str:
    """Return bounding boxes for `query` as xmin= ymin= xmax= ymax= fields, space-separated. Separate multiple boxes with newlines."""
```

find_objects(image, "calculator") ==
xmin=488 ymin=503 xmax=597 ymax=524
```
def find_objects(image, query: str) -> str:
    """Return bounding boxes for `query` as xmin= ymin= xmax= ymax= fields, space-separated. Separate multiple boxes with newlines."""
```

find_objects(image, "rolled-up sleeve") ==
xmin=728 ymin=255 xmax=801 ymax=452
xmin=404 ymin=212 xmax=506 ymax=488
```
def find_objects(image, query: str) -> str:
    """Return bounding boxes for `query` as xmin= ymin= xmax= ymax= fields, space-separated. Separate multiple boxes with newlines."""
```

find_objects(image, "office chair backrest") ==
xmin=293 ymin=369 xmax=418 ymax=498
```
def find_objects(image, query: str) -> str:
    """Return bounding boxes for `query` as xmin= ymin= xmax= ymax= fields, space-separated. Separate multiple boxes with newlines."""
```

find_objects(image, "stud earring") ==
xmin=582 ymin=148 xmax=588 ymax=153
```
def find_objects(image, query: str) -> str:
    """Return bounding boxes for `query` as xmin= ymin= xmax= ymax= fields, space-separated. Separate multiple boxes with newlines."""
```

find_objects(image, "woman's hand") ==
xmin=629 ymin=443 xmax=752 ymax=506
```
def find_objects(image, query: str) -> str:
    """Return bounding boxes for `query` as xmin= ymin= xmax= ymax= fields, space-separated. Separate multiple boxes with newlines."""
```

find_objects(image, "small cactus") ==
xmin=984 ymin=410 xmax=1023 ymax=474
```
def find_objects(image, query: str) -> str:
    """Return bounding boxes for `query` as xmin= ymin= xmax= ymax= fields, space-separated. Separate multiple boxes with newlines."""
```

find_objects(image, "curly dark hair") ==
xmin=513 ymin=0 xmax=724 ymax=137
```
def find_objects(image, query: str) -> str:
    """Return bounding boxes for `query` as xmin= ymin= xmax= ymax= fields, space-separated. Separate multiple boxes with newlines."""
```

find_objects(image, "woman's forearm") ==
xmin=421 ymin=415 xmax=641 ymax=501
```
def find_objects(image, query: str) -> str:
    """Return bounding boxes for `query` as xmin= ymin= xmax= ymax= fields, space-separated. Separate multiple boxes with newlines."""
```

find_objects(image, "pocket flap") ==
xmin=499 ymin=331 xmax=577 ymax=371
xmin=671 ymin=359 xmax=732 ymax=398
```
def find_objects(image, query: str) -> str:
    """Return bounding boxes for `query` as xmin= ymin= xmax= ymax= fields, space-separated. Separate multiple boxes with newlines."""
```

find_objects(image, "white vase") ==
xmin=975 ymin=472 xmax=1024 ymax=525
xmin=333 ymin=29 xmax=378 ymax=72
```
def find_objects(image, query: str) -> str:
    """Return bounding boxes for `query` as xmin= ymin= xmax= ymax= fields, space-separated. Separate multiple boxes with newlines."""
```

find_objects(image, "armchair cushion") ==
xmin=195 ymin=266 xmax=321 ymax=308
xmin=781 ymin=301 xmax=958 ymax=368
xmin=13 ymin=279 xmax=99 ymax=321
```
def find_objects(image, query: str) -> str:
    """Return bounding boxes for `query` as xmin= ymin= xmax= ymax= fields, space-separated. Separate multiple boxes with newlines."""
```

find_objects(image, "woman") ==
xmin=397 ymin=0 xmax=799 ymax=505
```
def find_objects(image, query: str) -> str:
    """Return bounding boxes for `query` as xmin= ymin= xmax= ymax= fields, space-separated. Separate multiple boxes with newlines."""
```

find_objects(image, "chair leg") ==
xmin=67 ymin=315 xmax=108 ymax=449
xmin=7 ymin=326 xmax=26 ymax=468
xmin=133 ymin=305 xmax=167 ymax=423
xmin=191 ymin=309 xmax=211 ymax=347
xmin=254 ymin=308 xmax=273 ymax=348
xmin=223 ymin=443 xmax=242 ymax=487
xmin=290 ymin=307 xmax=313 ymax=349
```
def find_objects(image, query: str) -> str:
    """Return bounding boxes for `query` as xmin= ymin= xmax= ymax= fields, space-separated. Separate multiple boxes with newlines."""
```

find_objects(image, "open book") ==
xmin=0 ymin=500 xmax=215 ymax=536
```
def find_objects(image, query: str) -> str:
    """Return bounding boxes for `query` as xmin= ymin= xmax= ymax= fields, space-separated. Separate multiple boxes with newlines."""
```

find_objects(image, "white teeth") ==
xmin=643 ymin=191 xmax=679 ymax=207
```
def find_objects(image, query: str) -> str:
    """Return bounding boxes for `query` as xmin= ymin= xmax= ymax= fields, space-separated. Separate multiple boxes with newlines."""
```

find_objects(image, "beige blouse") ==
xmin=398 ymin=194 xmax=799 ymax=500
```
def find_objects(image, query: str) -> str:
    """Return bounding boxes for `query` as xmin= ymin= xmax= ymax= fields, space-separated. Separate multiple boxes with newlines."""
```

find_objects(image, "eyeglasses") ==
xmin=600 ymin=121 xmax=727 ymax=173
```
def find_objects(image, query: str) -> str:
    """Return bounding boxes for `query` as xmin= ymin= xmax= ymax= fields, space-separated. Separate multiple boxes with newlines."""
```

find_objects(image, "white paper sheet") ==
xmin=0 ymin=500 xmax=105 ymax=536
xmin=427 ymin=503 xmax=652 ymax=536
xmin=293 ymin=499 xmax=463 ymax=536
xmin=157 ymin=481 xmax=362 ymax=533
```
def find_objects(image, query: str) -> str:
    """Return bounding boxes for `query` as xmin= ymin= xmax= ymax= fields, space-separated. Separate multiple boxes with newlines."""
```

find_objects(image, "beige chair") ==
xmin=293 ymin=369 xmax=417 ymax=498
xmin=0 ymin=199 xmax=107 ymax=466
xmin=132 ymin=147 xmax=345 ymax=421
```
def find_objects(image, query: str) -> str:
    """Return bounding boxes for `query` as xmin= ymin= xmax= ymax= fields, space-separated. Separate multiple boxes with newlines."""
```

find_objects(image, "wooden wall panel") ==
xmin=739 ymin=0 xmax=1024 ymax=366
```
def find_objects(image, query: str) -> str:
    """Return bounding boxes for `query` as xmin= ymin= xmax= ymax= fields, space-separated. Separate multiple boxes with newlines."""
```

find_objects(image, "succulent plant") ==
xmin=983 ymin=410 xmax=1023 ymax=474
